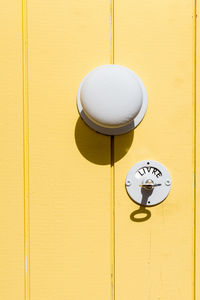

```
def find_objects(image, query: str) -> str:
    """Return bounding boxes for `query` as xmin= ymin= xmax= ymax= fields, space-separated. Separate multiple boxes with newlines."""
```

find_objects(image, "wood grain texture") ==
xmin=27 ymin=0 xmax=111 ymax=299
xmin=0 ymin=0 xmax=24 ymax=299
xmin=114 ymin=0 xmax=194 ymax=299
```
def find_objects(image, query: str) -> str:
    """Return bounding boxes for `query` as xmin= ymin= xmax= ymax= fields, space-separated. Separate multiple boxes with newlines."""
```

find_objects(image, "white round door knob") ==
xmin=77 ymin=65 xmax=148 ymax=135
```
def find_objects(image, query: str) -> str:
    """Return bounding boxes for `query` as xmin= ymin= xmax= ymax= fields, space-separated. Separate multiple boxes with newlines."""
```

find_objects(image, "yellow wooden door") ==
xmin=0 ymin=0 xmax=199 ymax=299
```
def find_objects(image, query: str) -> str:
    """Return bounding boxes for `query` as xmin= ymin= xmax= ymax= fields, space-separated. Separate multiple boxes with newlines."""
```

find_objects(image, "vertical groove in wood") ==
xmin=110 ymin=0 xmax=114 ymax=64
xmin=110 ymin=1 xmax=115 ymax=299
xmin=110 ymin=136 xmax=115 ymax=300
xmin=196 ymin=0 xmax=200 ymax=298
xmin=22 ymin=0 xmax=30 ymax=299
xmin=193 ymin=0 xmax=197 ymax=299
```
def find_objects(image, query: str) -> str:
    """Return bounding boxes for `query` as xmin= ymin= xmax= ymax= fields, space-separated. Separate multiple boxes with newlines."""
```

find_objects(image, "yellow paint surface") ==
xmin=0 ymin=0 xmax=199 ymax=299
xmin=0 ymin=0 xmax=24 ymax=299
xmin=115 ymin=0 xmax=195 ymax=299
xmin=27 ymin=0 xmax=111 ymax=299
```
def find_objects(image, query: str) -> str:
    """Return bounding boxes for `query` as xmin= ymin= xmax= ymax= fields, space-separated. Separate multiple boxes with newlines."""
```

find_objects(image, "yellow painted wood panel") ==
xmin=0 ymin=0 xmax=198 ymax=299
xmin=27 ymin=0 xmax=111 ymax=299
xmin=0 ymin=1 xmax=24 ymax=299
xmin=114 ymin=0 xmax=194 ymax=299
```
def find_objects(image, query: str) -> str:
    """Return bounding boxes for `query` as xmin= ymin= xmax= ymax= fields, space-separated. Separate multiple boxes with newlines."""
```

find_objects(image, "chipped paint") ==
xmin=25 ymin=255 xmax=27 ymax=273
xmin=111 ymin=283 xmax=113 ymax=300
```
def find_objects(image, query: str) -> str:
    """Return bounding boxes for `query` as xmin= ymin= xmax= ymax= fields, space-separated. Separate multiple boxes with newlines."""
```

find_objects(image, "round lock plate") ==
xmin=125 ymin=160 xmax=171 ymax=206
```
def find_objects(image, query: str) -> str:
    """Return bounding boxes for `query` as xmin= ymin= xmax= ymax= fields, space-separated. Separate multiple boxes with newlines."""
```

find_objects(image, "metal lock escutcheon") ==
xmin=125 ymin=160 xmax=171 ymax=206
